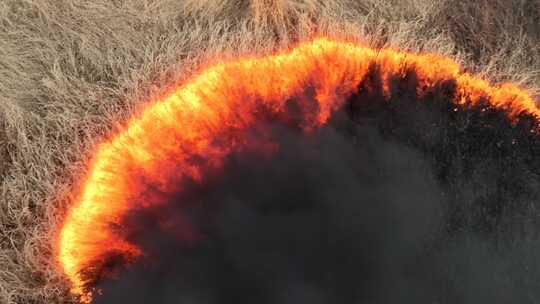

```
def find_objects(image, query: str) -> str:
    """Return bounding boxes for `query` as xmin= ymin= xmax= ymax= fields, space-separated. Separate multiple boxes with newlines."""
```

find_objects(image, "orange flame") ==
xmin=58 ymin=37 xmax=540 ymax=302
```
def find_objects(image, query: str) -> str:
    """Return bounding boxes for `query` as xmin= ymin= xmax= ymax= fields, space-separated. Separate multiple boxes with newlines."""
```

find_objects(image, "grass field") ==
xmin=0 ymin=0 xmax=539 ymax=303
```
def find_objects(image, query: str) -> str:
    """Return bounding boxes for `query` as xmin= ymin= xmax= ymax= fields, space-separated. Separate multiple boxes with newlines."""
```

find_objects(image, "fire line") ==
xmin=57 ymin=37 xmax=540 ymax=303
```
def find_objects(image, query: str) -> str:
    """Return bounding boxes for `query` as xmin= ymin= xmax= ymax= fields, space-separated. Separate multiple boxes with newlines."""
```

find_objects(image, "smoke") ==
xmin=88 ymin=65 xmax=540 ymax=304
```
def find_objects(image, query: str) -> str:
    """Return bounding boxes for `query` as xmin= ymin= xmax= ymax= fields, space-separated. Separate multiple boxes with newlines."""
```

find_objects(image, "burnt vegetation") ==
xmin=347 ymin=64 xmax=540 ymax=238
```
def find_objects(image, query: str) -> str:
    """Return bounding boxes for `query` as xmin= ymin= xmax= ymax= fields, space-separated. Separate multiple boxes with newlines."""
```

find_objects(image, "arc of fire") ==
xmin=58 ymin=37 xmax=540 ymax=303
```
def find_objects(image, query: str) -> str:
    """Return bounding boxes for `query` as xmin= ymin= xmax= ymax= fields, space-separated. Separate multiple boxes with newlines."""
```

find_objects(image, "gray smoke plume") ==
xmin=92 ymin=65 xmax=540 ymax=304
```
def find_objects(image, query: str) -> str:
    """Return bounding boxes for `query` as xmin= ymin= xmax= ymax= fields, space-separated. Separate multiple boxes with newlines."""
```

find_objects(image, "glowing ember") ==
xmin=58 ymin=37 xmax=540 ymax=302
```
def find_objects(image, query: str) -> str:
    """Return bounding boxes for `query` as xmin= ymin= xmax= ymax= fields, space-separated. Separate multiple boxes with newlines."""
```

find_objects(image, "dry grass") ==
xmin=0 ymin=0 xmax=538 ymax=303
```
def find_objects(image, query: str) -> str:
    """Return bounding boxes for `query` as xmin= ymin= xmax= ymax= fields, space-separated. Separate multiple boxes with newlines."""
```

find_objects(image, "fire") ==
xmin=58 ymin=37 xmax=540 ymax=302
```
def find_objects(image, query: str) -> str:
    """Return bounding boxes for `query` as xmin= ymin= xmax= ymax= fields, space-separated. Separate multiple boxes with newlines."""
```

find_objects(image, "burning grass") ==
xmin=0 ymin=0 xmax=539 ymax=303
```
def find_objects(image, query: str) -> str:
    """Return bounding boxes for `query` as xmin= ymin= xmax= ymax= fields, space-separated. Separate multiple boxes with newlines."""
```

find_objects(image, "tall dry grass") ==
xmin=0 ymin=0 xmax=539 ymax=303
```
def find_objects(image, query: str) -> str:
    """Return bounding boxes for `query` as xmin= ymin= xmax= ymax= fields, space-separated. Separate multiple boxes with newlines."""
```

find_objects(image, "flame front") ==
xmin=58 ymin=37 xmax=540 ymax=302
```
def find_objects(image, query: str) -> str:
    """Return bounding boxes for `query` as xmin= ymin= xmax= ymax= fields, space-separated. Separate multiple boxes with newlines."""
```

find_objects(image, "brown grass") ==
xmin=0 ymin=0 xmax=539 ymax=303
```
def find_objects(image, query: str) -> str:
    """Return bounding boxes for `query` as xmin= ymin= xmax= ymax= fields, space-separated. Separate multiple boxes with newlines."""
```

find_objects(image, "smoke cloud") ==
xmin=92 ymin=66 xmax=540 ymax=304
